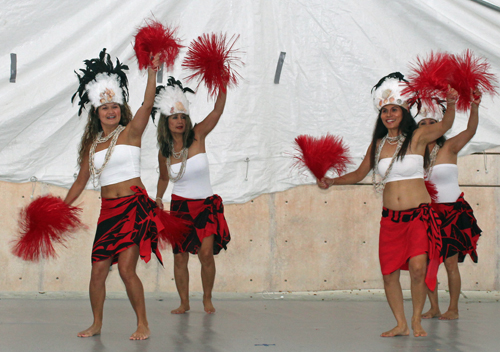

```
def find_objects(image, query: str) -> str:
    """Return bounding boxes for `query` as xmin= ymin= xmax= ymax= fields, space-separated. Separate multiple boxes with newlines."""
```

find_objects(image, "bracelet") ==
xmin=155 ymin=197 xmax=162 ymax=201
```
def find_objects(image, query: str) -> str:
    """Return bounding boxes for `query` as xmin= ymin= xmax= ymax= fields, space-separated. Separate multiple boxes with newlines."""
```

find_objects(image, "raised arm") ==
xmin=417 ymin=86 xmax=458 ymax=145
xmin=64 ymin=151 xmax=91 ymax=205
xmin=128 ymin=54 xmax=160 ymax=139
xmin=193 ymin=90 xmax=227 ymax=138
xmin=155 ymin=151 xmax=170 ymax=210
xmin=318 ymin=143 xmax=373 ymax=189
xmin=446 ymin=89 xmax=481 ymax=155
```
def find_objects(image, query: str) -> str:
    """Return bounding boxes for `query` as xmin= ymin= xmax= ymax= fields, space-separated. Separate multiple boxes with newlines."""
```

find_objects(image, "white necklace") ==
xmin=425 ymin=144 xmax=440 ymax=180
xmin=89 ymin=125 xmax=125 ymax=188
xmin=372 ymin=134 xmax=405 ymax=192
xmin=167 ymin=148 xmax=189 ymax=182
xmin=171 ymin=142 xmax=186 ymax=159
xmin=386 ymin=134 xmax=402 ymax=145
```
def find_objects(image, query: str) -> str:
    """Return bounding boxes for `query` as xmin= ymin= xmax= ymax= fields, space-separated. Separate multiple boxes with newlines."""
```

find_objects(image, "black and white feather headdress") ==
xmin=71 ymin=48 xmax=129 ymax=115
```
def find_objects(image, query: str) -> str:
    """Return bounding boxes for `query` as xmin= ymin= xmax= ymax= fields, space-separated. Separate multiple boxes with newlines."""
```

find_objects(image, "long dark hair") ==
xmin=157 ymin=113 xmax=195 ymax=158
xmin=77 ymin=103 xmax=132 ymax=165
xmin=369 ymin=107 xmax=430 ymax=168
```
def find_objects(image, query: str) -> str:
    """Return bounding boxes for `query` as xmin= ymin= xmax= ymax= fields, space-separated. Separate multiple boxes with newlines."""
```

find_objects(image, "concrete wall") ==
xmin=1 ymin=149 xmax=499 ymax=294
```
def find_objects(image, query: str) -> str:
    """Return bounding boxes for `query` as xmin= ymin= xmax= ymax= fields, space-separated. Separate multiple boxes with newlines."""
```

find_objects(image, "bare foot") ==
xmin=171 ymin=303 xmax=190 ymax=314
xmin=380 ymin=324 xmax=410 ymax=337
xmin=422 ymin=308 xmax=442 ymax=319
xmin=439 ymin=309 xmax=459 ymax=320
xmin=130 ymin=324 xmax=150 ymax=340
xmin=411 ymin=318 xmax=427 ymax=337
xmin=203 ymin=297 xmax=216 ymax=314
xmin=77 ymin=324 xmax=101 ymax=337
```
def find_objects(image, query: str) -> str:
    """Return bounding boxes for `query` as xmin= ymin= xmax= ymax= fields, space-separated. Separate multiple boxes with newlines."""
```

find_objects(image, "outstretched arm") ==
xmin=64 ymin=152 xmax=90 ymax=205
xmin=128 ymin=54 xmax=160 ymax=140
xmin=155 ymin=151 xmax=170 ymax=209
xmin=193 ymin=90 xmax=227 ymax=138
xmin=446 ymin=89 xmax=481 ymax=155
xmin=417 ymin=86 xmax=458 ymax=145
xmin=317 ymin=143 xmax=373 ymax=189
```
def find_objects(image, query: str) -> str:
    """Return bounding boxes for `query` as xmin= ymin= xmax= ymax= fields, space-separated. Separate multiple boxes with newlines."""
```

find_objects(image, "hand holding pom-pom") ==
xmin=293 ymin=134 xmax=351 ymax=181
xmin=12 ymin=195 xmax=85 ymax=261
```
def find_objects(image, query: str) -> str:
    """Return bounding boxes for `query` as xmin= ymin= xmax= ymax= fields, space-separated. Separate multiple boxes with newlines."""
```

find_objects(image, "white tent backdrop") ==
xmin=1 ymin=0 xmax=499 ymax=204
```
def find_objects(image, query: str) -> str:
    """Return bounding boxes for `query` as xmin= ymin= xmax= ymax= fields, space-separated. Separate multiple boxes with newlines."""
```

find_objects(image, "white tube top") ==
xmin=428 ymin=164 xmax=461 ymax=203
xmin=93 ymin=145 xmax=141 ymax=186
xmin=171 ymin=153 xmax=213 ymax=199
xmin=377 ymin=154 xmax=424 ymax=183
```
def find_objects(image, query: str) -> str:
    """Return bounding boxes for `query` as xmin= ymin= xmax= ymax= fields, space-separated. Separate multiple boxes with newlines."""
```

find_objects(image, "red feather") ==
xmin=402 ymin=51 xmax=454 ymax=111
xmin=134 ymin=20 xmax=182 ymax=70
xmin=448 ymin=49 xmax=498 ymax=112
xmin=293 ymin=134 xmax=351 ymax=180
xmin=425 ymin=181 xmax=439 ymax=203
xmin=182 ymin=33 xmax=243 ymax=98
xmin=154 ymin=208 xmax=191 ymax=250
xmin=12 ymin=195 xmax=84 ymax=261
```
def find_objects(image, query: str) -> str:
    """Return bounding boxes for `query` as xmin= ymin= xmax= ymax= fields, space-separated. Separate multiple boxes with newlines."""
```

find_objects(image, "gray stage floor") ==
xmin=1 ymin=291 xmax=499 ymax=352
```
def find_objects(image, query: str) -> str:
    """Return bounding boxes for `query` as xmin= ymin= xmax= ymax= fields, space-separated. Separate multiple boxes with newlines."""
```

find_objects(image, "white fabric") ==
xmin=378 ymin=155 xmax=424 ymax=183
xmin=429 ymin=164 xmax=462 ymax=203
xmin=94 ymin=145 xmax=141 ymax=186
xmin=1 ymin=0 xmax=500 ymax=204
xmin=172 ymin=153 xmax=214 ymax=199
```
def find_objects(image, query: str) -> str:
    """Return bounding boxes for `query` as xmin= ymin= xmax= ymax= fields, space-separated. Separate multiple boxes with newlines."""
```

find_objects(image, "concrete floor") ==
xmin=1 ymin=291 xmax=499 ymax=352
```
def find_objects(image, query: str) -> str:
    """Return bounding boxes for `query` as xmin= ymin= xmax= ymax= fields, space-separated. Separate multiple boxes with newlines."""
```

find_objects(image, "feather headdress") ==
xmin=151 ymin=76 xmax=195 ymax=122
xmin=71 ymin=48 xmax=129 ymax=115
xmin=371 ymin=72 xmax=412 ymax=112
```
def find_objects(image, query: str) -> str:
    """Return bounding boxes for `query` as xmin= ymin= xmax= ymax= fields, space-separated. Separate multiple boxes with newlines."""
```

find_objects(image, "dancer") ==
xmin=317 ymin=72 xmax=458 ymax=337
xmin=66 ymin=49 xmax=164 ymax=340
xmin=418 ymin=90 xmax=482 ymax=320
xmin=154 ymin=78 xmax=230 ymax=314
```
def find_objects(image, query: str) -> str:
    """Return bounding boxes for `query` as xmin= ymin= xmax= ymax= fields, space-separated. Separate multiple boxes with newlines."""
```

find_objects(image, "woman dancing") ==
xmin=66 ymin=49 xmax=164 ymax=340
xmin=318 ymin=72 xmax=458 ymax=337
xmin=418 ymin=91 xmax=482 ymax=320
xmin=154 ymin=78 xmax=230 ymax=314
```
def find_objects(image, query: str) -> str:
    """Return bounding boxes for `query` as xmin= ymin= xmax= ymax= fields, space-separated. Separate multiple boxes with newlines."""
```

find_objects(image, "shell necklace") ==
xmin=372 ymin=134 xmax=405 ymax=192
xmin=89 ymin=124 xmax=125 ymax=188
xmin=167 ymin=143 xmax=188 ymax=182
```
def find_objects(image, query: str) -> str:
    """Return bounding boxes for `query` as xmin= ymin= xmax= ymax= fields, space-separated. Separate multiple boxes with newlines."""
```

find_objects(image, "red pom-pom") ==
xmin=154 ymin=208 xmax=191 ymax=250
xmin=293 ymin=134 xmax=351 ymax=180
xmin=402 ymin=51 xmax=455 ymax=110
xmin=425 ymin=180 xmax=439 ymax=203
xmin=448 ymin=49 xmax=498 ymax=112
xmin=12 ymin=195 xmax=84 ymax=261
xmin=182 ymin=33 xmax=243 ymax=98
xmin=133 ymin=20 xmax=182 ymax=71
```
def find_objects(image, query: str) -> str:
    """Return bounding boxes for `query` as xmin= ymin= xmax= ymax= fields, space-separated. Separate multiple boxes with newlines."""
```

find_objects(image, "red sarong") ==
xmin=170 ymin=194 xmax=230 ymax=254
xmin=379 ymin=203 xmax=442 ymax=291
xmin=432 ymin=193 xmax=481 ymax=262
xmin=92 ymin=186 xmax=185 ymax=264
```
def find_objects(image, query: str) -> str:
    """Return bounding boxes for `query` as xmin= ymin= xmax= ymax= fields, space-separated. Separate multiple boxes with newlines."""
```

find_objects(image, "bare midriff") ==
xmin=383 ymin=178 xmax=431 ymax=211
xmin=100 ymin=177 xmax=145 ymax=199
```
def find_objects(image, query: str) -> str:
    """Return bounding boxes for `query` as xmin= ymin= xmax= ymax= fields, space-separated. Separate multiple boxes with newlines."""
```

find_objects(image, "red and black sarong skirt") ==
xmin=92 ymin=186 xmax=178 ymax=265
xmin=170 ymin=194 xmax=230 ymax=255
xmin=431 ymin=193 xmax=481 ymax=262
xmin=379 ymin=203 xmax=442 ymax=291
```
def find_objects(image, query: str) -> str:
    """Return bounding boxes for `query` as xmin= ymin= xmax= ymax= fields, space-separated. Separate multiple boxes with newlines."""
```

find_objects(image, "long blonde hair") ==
xmin=157 ymin=113 xmax=195 ymax=158
xmin=77 ymin=104 xmax=132 ymax=165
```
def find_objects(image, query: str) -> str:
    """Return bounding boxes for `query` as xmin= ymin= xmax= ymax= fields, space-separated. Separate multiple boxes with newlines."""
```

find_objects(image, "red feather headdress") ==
xmin=293 ymin=134 xmax=351 ymax=180
xmin=12 ymin=195 xmax=85 ymax=261
xmin=182 ymin=33 xmax=243 ymax=98
xmin=133 ymin=20 xmax=182 ymax=71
